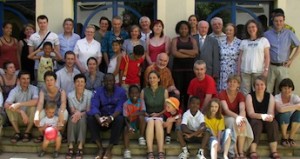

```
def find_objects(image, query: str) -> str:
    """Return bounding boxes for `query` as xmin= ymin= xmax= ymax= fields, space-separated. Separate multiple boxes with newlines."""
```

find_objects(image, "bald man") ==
xmin=144 ymin=53 xmax=179 ymax=97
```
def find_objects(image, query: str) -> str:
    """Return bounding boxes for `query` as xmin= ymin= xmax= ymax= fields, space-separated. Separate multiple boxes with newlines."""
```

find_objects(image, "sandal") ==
xmin=147 ymin=152 xmax=155 ymax=159
xmin=158 ymin=152 xmax=165 ymax=159
xmin=22 ymin=133 xmax=32 ymax=142
xmin=34 ymin=135 xmax=44 ymax=143
xmin=269 ymin=152 xmax=280 ymax=159
xmin=288 ymin=138 xmax=297 ymax=147
xmin=95 ymin=149 xmax=104 ymax=159
xmin=249 ymin=152 xmax=259 ymax=159
xmin=103 ymin=150 xmax=112 ymax=159
xmin=281 ymin=138 xmax=290 ymax=147
xmin=239 ymin=152 xmax=247 ymax=159
xmin=75 ymin=149 xmax=83 ymax=159
xmin=10 ymin=133 xmax=22 ymax=143
xmin=65 ymin=148 xmax=74 ymax=159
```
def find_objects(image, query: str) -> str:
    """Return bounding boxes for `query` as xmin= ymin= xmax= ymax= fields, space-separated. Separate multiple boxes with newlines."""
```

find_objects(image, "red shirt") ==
xmin=218 ymin=90 xmax=245 ymax=114
xmin=120 ymin=55 xmax=144 ymax=84
xmin=164 ymin=108 xmax=183 ymax=118
xmin=187 ymin=75 xmax=217 ymax=109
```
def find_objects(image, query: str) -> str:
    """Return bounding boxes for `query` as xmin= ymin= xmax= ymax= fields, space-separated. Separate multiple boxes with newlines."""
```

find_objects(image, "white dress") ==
xmin=107 ymin=54 xmax=121 ymax=83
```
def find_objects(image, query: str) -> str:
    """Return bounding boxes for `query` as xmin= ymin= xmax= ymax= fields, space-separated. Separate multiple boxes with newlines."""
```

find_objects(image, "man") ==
xmin=4 ymin=71 xmax=38 ymax=143
xmin=56 ymin=51 xmax=80 ymax=94
xmin=187 ymin=60 xmax=217 ymax=112
xmin=87 ymin=73 xmax=127 ymax=159
xmin=265 ymin=13 xmax=300 ymax=94
xmin=28 ymin=15 xmax=61 ymax=81
xmin=139 ymin=16 xmax=152 ymax=42
xmin=58 ymin=18 xmax=80 ymax=69
xmin=270 ymin=8 xmax=295 ymax=33
xmin=144 ymin=53 xmax=179 ymax=97
xmin=193 ymin=21 xmax=220 ymax=79
xmin=101 ymin=16 xmax=129 ymax=68
xmin=209 ymin=17 xmax=226 ymax=42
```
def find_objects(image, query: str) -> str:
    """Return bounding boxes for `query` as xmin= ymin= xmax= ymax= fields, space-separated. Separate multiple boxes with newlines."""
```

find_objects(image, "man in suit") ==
xmin=193 ymin=20 xmax=220 ymax=80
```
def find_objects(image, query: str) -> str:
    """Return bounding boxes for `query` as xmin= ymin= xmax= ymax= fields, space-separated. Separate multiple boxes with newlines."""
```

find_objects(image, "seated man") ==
xmin=87 ymin=73 xmax=127 ymax=159
xmin=187 ymin=60 xmax=217 ymax=113
xmin=144 ymin=53 xmax=179 ymax=97
xmin=4 ymin=71 xmax=38 ymax=143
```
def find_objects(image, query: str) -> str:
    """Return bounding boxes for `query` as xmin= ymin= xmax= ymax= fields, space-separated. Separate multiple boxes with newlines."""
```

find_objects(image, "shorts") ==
xmin=145 ymin=116 xmax=163 ymax=122
xmin=208 ymin=128 xmax=231 ymax=150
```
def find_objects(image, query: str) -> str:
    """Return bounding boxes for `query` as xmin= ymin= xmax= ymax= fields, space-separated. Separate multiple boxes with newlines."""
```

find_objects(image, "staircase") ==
xmin=1 ymin=126 xmax=300 ymax=158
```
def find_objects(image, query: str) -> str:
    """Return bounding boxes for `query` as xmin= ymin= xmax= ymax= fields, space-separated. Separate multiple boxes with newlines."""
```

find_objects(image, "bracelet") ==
xmin=110 ymin=115 xmax=114 ymax=121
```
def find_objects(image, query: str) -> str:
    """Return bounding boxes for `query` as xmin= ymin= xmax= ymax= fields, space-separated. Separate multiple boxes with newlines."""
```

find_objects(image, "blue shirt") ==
xmin=88 ymin=86 xmax=127 ymax=116
xmin=101 ymin=30 xmax=129 ymax=59
xmin=58 ymin=33 xmax=80 ymax=57
xmin=264 ymin=29 xmax=300 ymax=63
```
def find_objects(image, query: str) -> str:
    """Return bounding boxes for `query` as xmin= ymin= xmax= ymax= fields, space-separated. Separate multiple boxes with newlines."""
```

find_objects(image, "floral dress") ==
xmin=219 ymin=37 xmax=241 ymax=91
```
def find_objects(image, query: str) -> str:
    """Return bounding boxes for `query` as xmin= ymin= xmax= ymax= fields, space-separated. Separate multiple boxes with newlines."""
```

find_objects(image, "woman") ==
xmin=66 ymin=74 xmax=92 ymax=159
xmin=188 ymin=15 xmax=198 ymax=36
xmin=275 ymin=78 xmax=300 ymax=147
xmin=0 ymin=61 xmax=17 ymax=101
xmin=18 ymin=24 xmax=35 ymax=81
xmin=146 ymin=20 xmax=170 ymax=65
xmin=171 ymin=20 xmax=198 ymax=108
xmin=94 ymin=16 xmax=111 ymax=43
xmin=219 ymin=23 xmax=241 ymax=91
xmin=84 ymin=57 xmax=105 ymax=91
xmin=219 ymin=75 xmax=253 ymax=159
xmin=122 ymin=25 xmax=146 ymax=55
xmin=0 ymin=22 xmax=20 ymax=71
xmin=246 ymin=76 xmax=280 ymax=159
xmin=33 ymin=71 xmax=68 ymax=143
xmin=141 ymin=70 xmax=168 ymax=159
xmin=237 ymin=19 xmax=270 ymax=96
xmin=74 ymin=25 xmax=102 ymax=73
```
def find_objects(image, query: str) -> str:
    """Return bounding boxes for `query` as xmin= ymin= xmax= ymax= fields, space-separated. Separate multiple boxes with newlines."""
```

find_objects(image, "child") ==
xmin=107 ymin=39 xmax=123 ymax=85
xmin=179 ymin=96 xmax=210 ymax=159
xmin=205 ymin=98 xmax=231 ymax=159
xmin=123 ymin=85 xmax=146 ymax=159
xmin=38 ymin=102 xmax=62 ymax=158
xmin=119 ymin=45 xmax=144 ymax=92
xmin=28 ymin=41 xmax=62 ymax=88
xmin=163 ymin=97 xmax=183 ymax=145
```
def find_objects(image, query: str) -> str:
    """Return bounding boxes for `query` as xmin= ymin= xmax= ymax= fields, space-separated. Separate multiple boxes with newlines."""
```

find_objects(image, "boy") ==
xmin=123 ymin=85 xmax=146 ymax=159
xmin=119 ymin=45 xmax=144 ymax=92
xmin=179 ymin=96 xmax=210 ymax=159
xmin=28 ymin=41 xmax=62 ymax=88
xmin=38 ymin=102 xmax=62 ymax=158
xmin=163 ymin=97 xmax=183 ymax=145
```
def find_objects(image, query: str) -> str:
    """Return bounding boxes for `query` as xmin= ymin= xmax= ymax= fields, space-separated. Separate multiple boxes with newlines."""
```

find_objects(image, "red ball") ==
xmin=44 ymin=127 xmax=58 ymax=140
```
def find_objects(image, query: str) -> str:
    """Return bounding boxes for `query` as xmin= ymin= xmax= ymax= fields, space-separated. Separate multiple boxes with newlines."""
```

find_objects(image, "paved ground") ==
xmin=1 ymin=152 xmax=300 ymax=159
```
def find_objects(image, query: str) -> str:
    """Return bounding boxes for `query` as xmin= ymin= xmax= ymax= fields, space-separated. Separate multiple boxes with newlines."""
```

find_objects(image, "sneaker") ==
xmin=196 ymin=149 xmax=206 ymax=159
xmin=123 ymin=149 xmax=132 ymax=159
xmin=138 ymin=137 xmax=146 ymax=146
xmin=53 ymin=151 xmax=59 ymax=158
xmin=165 ymin=136 xmax=171 ymax=144
xmin=38 ymin=150 xmax=45 ymax=157
xmin=178 ymin=151 xmax=190 ymax=159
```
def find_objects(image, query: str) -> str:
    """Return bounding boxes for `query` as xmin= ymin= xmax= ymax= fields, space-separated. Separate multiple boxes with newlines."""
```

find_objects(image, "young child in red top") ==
xmin=119 ymin=45 xmax=144 ymax=91
xmin=123 ymin=85 xmax=146 ymax=159
xmin=163 ymin=97 xmax=183 ymax=145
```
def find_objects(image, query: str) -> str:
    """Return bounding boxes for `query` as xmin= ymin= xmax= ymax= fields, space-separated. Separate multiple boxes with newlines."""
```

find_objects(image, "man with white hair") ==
xmin=139 ymin=16 xmax=152 ymax=41
xmin=193 ymin=21 xmax=220 ymax=79
xmin=209 ymin=17 xmax=226 ymax=42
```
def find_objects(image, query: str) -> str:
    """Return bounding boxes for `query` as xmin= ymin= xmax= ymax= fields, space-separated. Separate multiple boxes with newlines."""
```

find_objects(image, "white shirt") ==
xmin=40 ymin=116 xmax=58 ymax=127
xmin=28 ymin=31 xmax=60 ymax=69
xmin=182 ymin=110 xmax=205 ymax=132
xmin=0 ymin=92 xmax=3 ymax=108
xmin=74 ymin=38 xmax=102 ymax=70
xmin=239 ymin=37 xmax=270 ymax=73
xmin=275 ymin=93 xmax=300 ymax=113
xmin=56 ymin=67 xmax=80 ymax=94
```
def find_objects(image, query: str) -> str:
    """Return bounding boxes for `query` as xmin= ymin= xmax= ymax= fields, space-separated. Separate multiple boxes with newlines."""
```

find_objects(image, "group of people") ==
xmin=0 ymin=7 xmax=300 ymax=159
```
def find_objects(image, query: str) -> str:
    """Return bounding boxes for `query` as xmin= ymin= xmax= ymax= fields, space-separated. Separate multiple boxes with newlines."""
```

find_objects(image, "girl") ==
xmin=205 ymin=98 xmax=231 ymax=159
xmin=107 ymin=39 xmax=122 ymax=85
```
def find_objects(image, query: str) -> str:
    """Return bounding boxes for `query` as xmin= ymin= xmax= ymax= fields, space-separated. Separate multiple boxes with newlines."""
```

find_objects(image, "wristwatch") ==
xmin=110 ymin=115 xmax=114 ymax=121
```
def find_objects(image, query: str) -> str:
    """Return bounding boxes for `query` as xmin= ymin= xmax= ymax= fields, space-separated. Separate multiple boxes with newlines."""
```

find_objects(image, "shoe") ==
xmin=138 ymin=137 xmax=146 ymax=145
xmin=53 ymin=151 xmax=59 ymax=158
xmin=165 ymin=136 xmax=171 ymax=144
xmin=38 ymin=150 xmax=45 ymax=157
xmin=178 ymin=151 xmax=190 ymax=159
xmin=123 ymin=149 xmax=132 ymax=159
xmin=289 ymin=138 xmax=297 ymax=147
xmin=281 ymin=138 xmax=290 ymax=147
xmin=196 ymin=149 xmax=206 ymax=159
